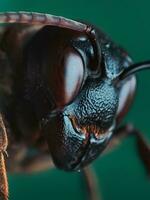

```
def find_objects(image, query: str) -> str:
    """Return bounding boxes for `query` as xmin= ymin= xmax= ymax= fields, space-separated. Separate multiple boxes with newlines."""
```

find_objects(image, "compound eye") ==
xmin=64 ymin=51 xmax=84 ymax=104
xmin=48 ymin=49 xmax=84 ymax=109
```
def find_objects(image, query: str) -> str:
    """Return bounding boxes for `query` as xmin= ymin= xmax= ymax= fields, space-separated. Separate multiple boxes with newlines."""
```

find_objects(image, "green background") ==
xmin=1 ymin=0 xmax=150 ymax=199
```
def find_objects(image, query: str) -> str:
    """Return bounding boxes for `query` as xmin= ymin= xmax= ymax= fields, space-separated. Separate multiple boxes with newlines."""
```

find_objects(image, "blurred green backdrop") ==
xmin=1 ymin=0 xmax=150 ymax=200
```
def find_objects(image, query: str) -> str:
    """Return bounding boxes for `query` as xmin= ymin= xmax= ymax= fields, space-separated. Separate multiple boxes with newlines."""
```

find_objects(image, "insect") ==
xmin=0 ymin=11 xmax=149 ymax=200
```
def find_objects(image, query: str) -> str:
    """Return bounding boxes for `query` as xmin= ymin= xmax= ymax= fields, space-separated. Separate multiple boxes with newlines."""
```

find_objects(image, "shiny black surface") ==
xmin=1 ymin=24 xmax=133 ymax=171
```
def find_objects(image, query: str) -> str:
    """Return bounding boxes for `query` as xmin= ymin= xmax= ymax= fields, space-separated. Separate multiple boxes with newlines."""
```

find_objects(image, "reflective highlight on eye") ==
xmin=64 ymin=52 xmax=84 ymax=105
xmin=47 ymin=49 xmax=84 ymax=109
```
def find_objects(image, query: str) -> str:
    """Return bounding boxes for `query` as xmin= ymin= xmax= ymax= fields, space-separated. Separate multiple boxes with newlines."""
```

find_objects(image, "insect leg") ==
xmin=107 ymin=124 xmax=150 ymax=175
xmin=82 ymin=166 xmax=101 ymax=200
xmin=0 ymin=114 xmax=8 ymax=200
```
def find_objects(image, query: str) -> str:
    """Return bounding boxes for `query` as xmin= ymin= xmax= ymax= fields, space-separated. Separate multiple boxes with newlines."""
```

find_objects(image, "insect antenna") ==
xmin=119 ymin=60 xmax=150 ymax=80
xmin=0 ymin=11 xmax=89 ymax=32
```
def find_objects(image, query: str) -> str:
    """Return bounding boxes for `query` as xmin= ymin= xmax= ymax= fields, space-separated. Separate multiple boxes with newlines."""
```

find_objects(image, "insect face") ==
xmin=0 ymin=11 xmax=150 ymax=200
xmin=23 ymin=25 xmax=119 ymax=170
